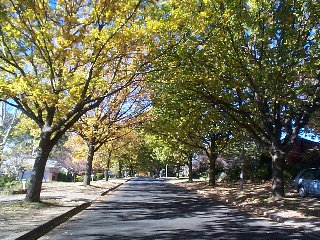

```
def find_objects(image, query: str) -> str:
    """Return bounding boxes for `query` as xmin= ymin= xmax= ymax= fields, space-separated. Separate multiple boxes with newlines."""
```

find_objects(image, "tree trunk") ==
xmin=25 ymin=133 xmax=53 ymax=202
xmin=188 ymin=154 xmax=193 ymax=182
xmin=208 ymin=154 xmax=217 ymax=186
xmin=208 ymin=134 xmax=218 ymax=186
xmin=270 ymin=145 xmax=286 ymax=199
xmin=104 ymin=169 xmax=108 ymax=181
xmin=130 ymin=165 xmax=134 ymax=177
xmin=83 ymin=144 xmax=95 ymax=186
xmin=104 ymin=150 xmax=112 ymax=181
xmin=176 ymin=163 xmax=180 ymax=179
xmin=118 ymin=161 xmax=123 ymax=178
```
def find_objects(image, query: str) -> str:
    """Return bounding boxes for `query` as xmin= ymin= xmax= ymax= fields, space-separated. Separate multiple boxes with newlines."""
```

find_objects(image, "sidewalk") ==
xmin=0 ymin=179 xmax=127 ymax=240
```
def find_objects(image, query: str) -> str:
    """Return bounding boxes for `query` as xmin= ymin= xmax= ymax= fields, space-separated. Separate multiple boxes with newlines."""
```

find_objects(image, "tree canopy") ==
xmin=147 ymin=0 xmax=320 ymax=197
xmin=0 ymin=0 xmax=155 ymax=201
xmin=0 ymin=0 xmax=319 ymax=201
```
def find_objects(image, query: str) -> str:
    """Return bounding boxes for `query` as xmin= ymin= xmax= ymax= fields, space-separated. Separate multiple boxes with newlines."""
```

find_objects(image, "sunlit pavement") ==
xmin=40 ymin=178 xmax=315 ymax=239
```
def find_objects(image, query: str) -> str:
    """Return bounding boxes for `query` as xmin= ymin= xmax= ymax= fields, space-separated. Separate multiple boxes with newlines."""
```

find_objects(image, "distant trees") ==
xmin=148 ymin=88 xmax=232 ymax=185
xmin=73 ymin=83 xmax=149 ymax=185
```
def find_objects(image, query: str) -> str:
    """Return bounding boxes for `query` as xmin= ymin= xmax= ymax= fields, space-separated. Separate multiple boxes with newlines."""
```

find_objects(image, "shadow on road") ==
xmin=42 ymin=178 xmax=309 ymax=240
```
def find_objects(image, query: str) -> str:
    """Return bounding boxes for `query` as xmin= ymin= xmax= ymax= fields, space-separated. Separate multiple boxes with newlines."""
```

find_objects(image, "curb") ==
xmin=15 ymin=181 xmax=126 ymax=240
xmin=234 ymin=202 xmax=285 ymax=223
xmin=100 ymin=179 xmax=130 ymax=196
xmin=197 ymin=191 xmax=287 ymax=224
xmin=16 ymin=202 xmax=91 ymax=240
xmin=222 ymin=198 xmax=320 ymax=238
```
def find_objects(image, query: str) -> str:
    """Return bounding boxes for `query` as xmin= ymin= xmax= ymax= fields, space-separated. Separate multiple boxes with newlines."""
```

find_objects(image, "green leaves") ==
xmin=147 ymin=0 xmax=319 ymax=151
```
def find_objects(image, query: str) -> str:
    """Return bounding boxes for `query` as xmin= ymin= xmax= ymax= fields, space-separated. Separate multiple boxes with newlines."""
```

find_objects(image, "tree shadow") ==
xmin=44 ymin=178 xmax=310 ymax=240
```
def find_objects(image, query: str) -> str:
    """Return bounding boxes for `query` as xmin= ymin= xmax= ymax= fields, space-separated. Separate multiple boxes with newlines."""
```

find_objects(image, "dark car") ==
xmin=294 ymin=168 xmax=320 ymax=198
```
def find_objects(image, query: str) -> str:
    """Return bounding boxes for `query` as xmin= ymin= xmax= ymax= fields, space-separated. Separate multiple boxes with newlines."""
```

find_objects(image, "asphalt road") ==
xmin=40 ymin=178 xmax=312 ymax=240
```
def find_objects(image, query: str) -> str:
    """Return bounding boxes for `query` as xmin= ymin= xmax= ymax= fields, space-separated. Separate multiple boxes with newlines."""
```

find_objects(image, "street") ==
xmin=40 ymin=178 xmax=312 ymax=240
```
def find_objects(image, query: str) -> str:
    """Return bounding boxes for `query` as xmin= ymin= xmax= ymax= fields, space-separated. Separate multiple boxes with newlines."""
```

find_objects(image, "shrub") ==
xmin=96 ymin=173 xmax=104 ymax=180
xmin=57 ymin=172 xmax=73 ymax=182
xmin=76 ymin=175 xmax=84 ymax=182
xmin=226 ymin=165 xmax=241 ymax=182
xmin=0 ymin=175 xmax=16 ymax=188
xmin=0 ymin=175 xmax=28 ymax=193
xmin=255 ymin=165 xmax=272 ymax=181
xmin=215 ymin=165 xmax=225 ymax=180
xmin=192 ymin=167 xmax=208 ymax=179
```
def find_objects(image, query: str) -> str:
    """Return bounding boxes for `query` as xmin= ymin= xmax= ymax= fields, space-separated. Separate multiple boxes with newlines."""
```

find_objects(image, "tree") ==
xmin=200 ymin=0 xmax=319 ymax=198
xmin=148 ymin=71 xmax=233 ymax=185
xmin=151 ymin=108 xmax=232 ymax=185
xmin=74 ymin=83 xmax=149 ymax=185
xmin=153 ymin=0 xmax=319 ymax=198
xmin=98 ymin=143 xmax=114 ymax=181
xmin=111 ymin=130 xmax=170 ymax=177
xmin=223 ymin=135 xmax=267 ymax=182
xmin=135 ymin=132 xmax=180 ymax=177
xmin=63 ymin=133 xmax=87 ymax=174
xmin=303 ymin=110 xmax=320 ymax=140
xmin=0 ymin=0 xmax=153 ymax=201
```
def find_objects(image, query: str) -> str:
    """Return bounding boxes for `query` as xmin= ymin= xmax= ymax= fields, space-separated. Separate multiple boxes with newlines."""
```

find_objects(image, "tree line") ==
xmin=0 ymin=0 xmax=319 ymax=201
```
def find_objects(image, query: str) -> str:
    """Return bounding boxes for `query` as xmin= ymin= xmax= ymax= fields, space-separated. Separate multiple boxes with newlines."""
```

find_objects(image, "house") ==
xmin=287 ymin=137 xmax=320 ymax=166
xmin=18 ymin=159 xmax=69 ymax=182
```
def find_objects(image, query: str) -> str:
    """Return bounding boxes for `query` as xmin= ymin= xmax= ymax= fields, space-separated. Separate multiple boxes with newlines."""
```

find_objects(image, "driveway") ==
xmin=40 ymin=178 xmax=313 ymax=239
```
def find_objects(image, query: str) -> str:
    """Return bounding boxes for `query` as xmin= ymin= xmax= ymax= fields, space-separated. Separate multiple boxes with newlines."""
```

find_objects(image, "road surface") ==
xmin=41 ymin=178 xmax=312 ymax=239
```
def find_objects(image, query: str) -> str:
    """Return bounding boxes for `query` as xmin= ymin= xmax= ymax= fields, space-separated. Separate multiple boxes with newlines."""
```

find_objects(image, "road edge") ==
xmin=15 ymin=180 xmax=128 ymax=240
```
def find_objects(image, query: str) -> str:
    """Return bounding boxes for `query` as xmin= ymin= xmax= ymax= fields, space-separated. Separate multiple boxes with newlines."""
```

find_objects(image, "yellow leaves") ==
xmin=247 ymin=0 xmax=258 ymax=11
xmin=0 ymin=1 xmax=150 ymax=133
xmin=90 ymin=28 xmax=101 ymax=39
xmin=2 ymin=24 xmax=12 ymax=32
xmin=0 ymin=77 xmax=13 ymax=96
xmin=199 ymin=11 xmax=209 ymax=18
xmin=14 ymin=115 xmax=40 ymax=139
xmin=64 ymin=133 xmax=87 ymax=163
xmin=77 ymin=17 xmax=87 ymax=24
xmin=55 ymin=36 xmax=71 ymax=49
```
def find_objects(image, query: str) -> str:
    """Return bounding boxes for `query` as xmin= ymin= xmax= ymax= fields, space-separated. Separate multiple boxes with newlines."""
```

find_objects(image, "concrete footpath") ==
xmin=0 ymin=179 xmax=127 ymax=240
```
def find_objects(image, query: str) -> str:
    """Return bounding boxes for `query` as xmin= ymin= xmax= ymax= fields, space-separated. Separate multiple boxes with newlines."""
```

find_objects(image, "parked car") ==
xmin=294 ymin=168 xmax=320 ymax=198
